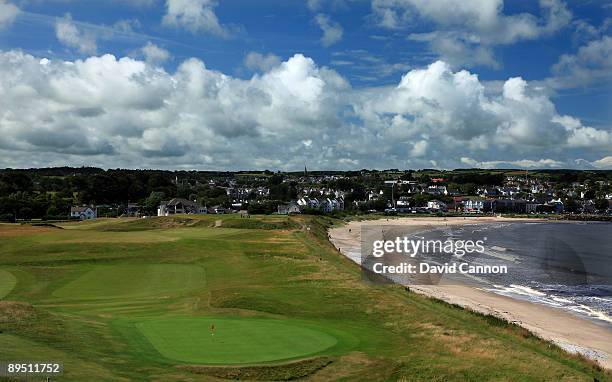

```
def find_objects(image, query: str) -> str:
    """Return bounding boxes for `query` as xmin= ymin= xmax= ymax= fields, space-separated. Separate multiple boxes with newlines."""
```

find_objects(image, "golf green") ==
xmin=0 ymin=269 xmax=17 ymax=299
xmin=135 ymin=317 xmax=339 ymax=364
xmin=53 ymin=264 xmax=205 ymax=300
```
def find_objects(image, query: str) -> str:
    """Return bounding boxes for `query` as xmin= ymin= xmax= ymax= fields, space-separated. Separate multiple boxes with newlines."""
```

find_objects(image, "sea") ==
xmin=416 ymin=221 xmax=612 ymax=326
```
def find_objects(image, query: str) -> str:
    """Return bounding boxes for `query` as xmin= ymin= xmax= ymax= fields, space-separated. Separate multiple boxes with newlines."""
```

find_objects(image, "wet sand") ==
xmin=328 ymin=216 xmax=612 ymax=369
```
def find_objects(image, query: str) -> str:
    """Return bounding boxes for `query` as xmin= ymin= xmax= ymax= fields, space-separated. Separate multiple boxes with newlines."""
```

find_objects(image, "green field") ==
xmin=0 ymin=215 xmax=610 ymax=381
xmin=0 ymin=269 xmax=16 ymax=298
xmin=53 ymin=264 xmax=206 ymax=300
xmin=136 ymin=317 xmax=339 ymax=364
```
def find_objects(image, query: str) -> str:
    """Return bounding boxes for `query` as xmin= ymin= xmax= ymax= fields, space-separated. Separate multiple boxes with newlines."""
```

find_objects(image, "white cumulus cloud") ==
xmin=592 ymin=156 xmax=612 ymax=169
xmin=374 ymin=0 xmax=571 ymax=67
xmin=0 ymin=0 xmax=19 ymax=29
xmin=141 ymin=42 xmax=171 ymax=64
xmin=461 ymin=157 xmax=565 ymax=169
xmin=244 ymin=52 xmax=281 ymax=72
xmin=0 ymin=51 xmax=609 ymax=170
xmin=549 ymin=35 xmax=612 ymax=89
xmin=55 ymin=14 xmax=97 ymax=54
xmin=315 ymin=14 xmax=343 ymax=47
xmin=162 ymin=0 xmax=228 ymax=37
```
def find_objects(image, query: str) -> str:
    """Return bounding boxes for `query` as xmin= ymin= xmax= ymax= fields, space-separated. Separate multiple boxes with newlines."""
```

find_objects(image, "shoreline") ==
xmin=328 ymin=216 xmax=612 ymax=369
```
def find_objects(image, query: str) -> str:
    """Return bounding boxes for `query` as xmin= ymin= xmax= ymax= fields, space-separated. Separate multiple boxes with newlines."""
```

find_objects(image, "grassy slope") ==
xmin=0 ymin=269 xmax=16 ymax=298
xmin=53 ymin=264 xmax=206 ymax=300
xmin=0 ymin=214 xmax=608 ymax=381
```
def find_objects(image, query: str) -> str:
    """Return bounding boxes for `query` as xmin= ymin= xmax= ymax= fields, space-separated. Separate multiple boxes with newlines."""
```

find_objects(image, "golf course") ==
xmin=0 ymin=215 xmax=609 ymax=381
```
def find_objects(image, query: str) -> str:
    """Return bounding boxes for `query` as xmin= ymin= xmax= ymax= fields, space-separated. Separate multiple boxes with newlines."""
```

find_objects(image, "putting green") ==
xmin=136 ymin=317 xmax=338 ymax=364
xmin=0 ymin=269 xmax=17 ymax=299
xmin=53 ymin=264 xmax=205 ymax=300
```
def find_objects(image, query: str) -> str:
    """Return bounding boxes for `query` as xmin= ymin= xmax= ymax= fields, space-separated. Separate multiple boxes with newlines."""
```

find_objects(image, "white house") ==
xmin=367 ymin=191 xmax=382 ymax=201
xmin=396 ymin=196 xmax=411 ymax=207
xmin=478 ymin=188 xmax=499 ymax=197
xmin=464 ymin=199 xmax=486 ymax=213
xmin=277 ymin=202 xmax=301 ymax=215
xmin=297 ymin=197 xmax=321 ymax=209
xmin=425 ymin=185 xmax=446 ymax=195
xmin=209 ymin=206 xmax=226 ymax=214
xmin=321 ymin=198 xmax=344 ymax=212
xmin=427 ymin=200 xmax=447 ymax=211
xmin=70 ymin=206 xmax=97 ymax=220
xmin=444 ymin=188 xmax=462 ymax=196
xmin=297 ymin=197 xmax=344 ymax=213
xmin=500 ymin=186 xmax=520 ymax=197
xmin=158 ymin=198 xmax=207 ymax=216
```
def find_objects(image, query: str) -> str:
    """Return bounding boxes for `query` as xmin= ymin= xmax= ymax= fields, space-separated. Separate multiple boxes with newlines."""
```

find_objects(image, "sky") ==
xmin=0 ymin=0 xmax=610 ymax=170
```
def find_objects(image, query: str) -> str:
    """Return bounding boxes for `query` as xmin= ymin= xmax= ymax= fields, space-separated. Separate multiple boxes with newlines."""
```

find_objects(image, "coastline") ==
xmin=328 ymin=216 xmax=612 ymax=369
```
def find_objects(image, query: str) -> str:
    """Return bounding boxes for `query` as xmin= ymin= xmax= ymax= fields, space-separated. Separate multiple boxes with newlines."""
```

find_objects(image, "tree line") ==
xmin=1 ymin=167 xmax=610 ymax=221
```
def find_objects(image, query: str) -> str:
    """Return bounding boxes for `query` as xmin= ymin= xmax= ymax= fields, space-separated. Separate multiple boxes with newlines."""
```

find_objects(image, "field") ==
xmin=0 ymin=269 xmax=16 ymax=299
xmin=135 ymin=317 xmax=340 ymax=364
xmin=0 ymin=215 xmax=610 ymax=381
xmin=53 ymin=264 xmax=206 ymax=300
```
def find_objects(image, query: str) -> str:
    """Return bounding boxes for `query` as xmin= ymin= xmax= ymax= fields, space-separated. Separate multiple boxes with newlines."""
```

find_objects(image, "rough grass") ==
xmin=219 ymin=217 xmax=300 ymax=230
xmin=0 ymin=224 xmax=55 ymax=237
xmin=179 ymin=356 xmax=334 ymax=380
xmin=0 ymin=215 xmax=609 ymax=381
xmin=96 ymin=216 xmax=202 ymax=231
xmin=0 ymin=301 xmax=38 ymax=323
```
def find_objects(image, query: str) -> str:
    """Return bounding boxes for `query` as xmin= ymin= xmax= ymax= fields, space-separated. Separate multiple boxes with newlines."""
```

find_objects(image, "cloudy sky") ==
xmin=0 ymin=0 xmax=610 ymax=170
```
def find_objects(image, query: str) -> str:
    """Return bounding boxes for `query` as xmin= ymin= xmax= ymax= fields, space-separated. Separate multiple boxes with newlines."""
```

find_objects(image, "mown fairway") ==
xmin=0 ymin=269 xmax=16 ymax=298
xmin=0 ymin=215 xmax=610 ymax=381
xmin=53 ymin=264 xmax=206 ymax=300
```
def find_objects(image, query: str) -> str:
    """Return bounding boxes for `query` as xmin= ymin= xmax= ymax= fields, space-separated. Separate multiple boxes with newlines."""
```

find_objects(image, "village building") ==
xmin=277 ymin=202 xmax=301 ymax=215
xmin=209 ymin=206 xmax=226 ymax=214
xmin=427 ymin=200 xmax=447 ymax=211
xmin=70 ymin=206 xmax=97 ymax=220
xmin=463 ymin=198 xmax=488 ymax=213
xmin=157 ymin=198 xmax=207 ymax=216
xmin=126 ymin=203 xmax=141 ymax=217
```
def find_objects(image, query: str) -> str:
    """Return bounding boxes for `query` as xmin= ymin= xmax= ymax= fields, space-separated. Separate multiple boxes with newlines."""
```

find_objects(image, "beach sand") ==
xmin=328 ymin=216 xmax=612 ymax=369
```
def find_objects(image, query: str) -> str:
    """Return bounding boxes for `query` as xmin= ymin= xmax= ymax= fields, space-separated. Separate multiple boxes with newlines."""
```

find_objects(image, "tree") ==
xmin=583 ymin=189 xmax=596 ymax=200
xmin=247 ymin=200 xmax=278 ymax=214
xmin=400 ymin=171 xmax=414 ymax=181
xmin=594 ymin=198 xmax=609 ymax=212
xmin=143 ymin=192 xmax=165 ymax=215
xmin=0 ymin=172 xmax=33 ymax=194
xmin=460 ymin=183 xmax=477 ymax=195
xmin=563 ymin=197 xmax=578 ymax=213
xmin=18 ymin=207 xmax=34 ymax=220
xmin=46 ymin=205 xmax=59 ymax=218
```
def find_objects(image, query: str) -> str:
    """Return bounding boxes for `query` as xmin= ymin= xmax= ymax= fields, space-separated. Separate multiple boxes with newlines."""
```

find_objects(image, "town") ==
xmin=0 ymin=167 xmax=611 ymax=221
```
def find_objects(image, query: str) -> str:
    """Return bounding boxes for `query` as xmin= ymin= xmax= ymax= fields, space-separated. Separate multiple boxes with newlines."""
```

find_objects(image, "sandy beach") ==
xmin=328 ymin=216 xmax=612 ymax=369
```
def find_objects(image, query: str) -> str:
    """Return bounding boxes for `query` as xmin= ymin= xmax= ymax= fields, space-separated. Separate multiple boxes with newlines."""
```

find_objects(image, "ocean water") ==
xmin=418 ymin=221 xmax=612 ymax=326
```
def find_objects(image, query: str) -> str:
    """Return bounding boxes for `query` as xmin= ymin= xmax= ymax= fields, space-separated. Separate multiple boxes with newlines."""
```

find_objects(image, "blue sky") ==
xmin=0 ymin=0 xmax=610 ymax=170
